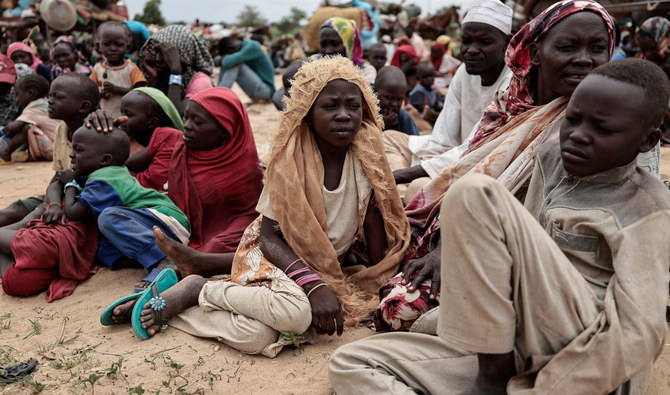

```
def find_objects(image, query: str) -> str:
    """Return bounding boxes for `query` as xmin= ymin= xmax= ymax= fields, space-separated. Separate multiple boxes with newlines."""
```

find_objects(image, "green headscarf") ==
xmin=134 ymin=87 xmax=184 ymax=131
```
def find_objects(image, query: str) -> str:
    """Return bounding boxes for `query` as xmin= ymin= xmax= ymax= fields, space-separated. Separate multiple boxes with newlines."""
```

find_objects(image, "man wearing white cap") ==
xmin=384 ymin=0 xmax=514 ymax=202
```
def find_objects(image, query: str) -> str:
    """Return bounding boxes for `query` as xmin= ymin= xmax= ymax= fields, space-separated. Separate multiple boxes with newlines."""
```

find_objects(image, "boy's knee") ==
xmin=97 ymin=207 xmax=126 ymax=233
xmin=442 ymin=174 xmax=499 ymax=210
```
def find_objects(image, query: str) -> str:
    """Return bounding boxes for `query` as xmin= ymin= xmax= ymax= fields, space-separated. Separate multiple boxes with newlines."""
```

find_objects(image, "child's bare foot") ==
xmin=139 ymin=275 xmax=205 ymax=337
xmin=112 ymin=300 xmax=136 ymax=324
xmin=154 ymin=227 xmax=200 ymax=277
xmin=0 ymin=150 xmax=11 ymax=163
xmin=134 ymin=257 xmax=176 ymax=291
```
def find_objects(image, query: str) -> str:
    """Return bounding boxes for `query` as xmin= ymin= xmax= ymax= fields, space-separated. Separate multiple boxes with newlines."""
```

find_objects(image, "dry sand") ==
xmin=0 ymin=83 xmax=668 ymax=394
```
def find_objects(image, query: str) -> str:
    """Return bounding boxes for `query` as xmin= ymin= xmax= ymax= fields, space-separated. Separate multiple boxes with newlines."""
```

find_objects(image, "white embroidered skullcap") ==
xmin=463 ymin=0 xmax=513 ymax=35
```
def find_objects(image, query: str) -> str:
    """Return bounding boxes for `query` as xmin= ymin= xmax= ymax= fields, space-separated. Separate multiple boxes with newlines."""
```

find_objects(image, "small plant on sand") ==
xmin=105 ymin=357 xmax=124 ymax=378
xmin=0 ymin=346 xmax=18 ymax=365
xmin=127 ymin=383 xmax=145 ymax=394
xmin=83 ymin=373 xmax=103 ymax=394
xmin=280 ymin=331 xmax=302 ymax=348
xmin=22 ymin=318 xmax=41 ymax=340
xmin=0 ymin=313 xmax=12 ymax=332
xmin=16 ymin=375 xmax=45 ymax=393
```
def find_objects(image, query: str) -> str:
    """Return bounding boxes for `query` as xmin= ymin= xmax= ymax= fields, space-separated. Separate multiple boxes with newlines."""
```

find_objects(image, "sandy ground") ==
xmin=0 ymin=81 xmax=668 ymax=393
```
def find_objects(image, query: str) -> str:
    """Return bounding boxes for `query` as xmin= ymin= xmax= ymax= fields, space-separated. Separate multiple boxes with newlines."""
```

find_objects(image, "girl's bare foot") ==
xmin=139 ymin=275 xmax=205 ymax=337
xmin=153 ymin=227 xmax=200 ymax=277
xmin=112 ymin=300 xmax=136 ymax=324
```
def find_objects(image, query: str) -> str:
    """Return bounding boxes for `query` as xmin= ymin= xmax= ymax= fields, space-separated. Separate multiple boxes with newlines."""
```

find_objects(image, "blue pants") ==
xmin=96 ymin=207 xmax=180 ymax=270
xmin=218 ymin=63 xmax=273 ymax=101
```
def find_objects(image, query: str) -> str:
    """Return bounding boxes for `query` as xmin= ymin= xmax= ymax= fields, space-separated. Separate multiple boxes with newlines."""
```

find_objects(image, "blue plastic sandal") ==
xmin=131 ymin=268 xmax=178 ymax=340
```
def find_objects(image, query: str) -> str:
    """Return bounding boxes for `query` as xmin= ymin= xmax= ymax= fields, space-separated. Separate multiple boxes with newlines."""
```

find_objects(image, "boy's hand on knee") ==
xmin=307 ymin=284 xmax=344 ymax=336
xmin=401 ymin=254 xmax=441 ymax=299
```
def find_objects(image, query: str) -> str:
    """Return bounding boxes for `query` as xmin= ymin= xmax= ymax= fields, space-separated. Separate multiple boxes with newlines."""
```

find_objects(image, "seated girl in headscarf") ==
xmin=139 ymin=25 xmax=214 ymax=115
xmin=314 ymin=17 xmax=377 ymax=84
xmin=105 ymin=56 xmax=410 ymax=357
xmin=8 ymin=42 xmax=52 ymax=82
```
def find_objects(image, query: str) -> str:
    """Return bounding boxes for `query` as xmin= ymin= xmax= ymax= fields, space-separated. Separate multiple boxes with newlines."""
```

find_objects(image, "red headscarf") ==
xmin=468 ymin=0 xmax=615 ymax=149
xmin=168 ymin=87 xmax=264 ymax=253
xmin=390 ymin=44 xmax=421 ymax=68
xmin=430 ymin=41 xmax=446 ymax=71
xmin=7 ymin=42 xmax=42 ymax=71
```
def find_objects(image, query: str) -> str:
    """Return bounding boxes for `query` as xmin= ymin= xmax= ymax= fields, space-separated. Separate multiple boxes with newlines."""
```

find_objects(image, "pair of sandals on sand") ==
xmin=100 ymin=268 xmax=178 ymax=340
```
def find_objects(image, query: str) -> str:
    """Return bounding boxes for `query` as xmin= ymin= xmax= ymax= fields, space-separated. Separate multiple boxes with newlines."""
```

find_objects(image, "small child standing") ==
xmin=374 ymin=66 xmax=419 ymax=136
xmin=90 ymin=22 xmax=147 ymax=117
xmin=0 ymin=75 xmax=60 ymax=163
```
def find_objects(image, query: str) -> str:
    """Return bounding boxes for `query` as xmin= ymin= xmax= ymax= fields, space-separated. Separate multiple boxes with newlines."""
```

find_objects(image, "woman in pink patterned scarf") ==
xmin=374 ymin=0 xmax=615 ymax=331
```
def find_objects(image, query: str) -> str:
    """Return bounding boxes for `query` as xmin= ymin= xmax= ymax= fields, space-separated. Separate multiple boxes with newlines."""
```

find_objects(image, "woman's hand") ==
xmin=401 ymin=244 xmax=441 ymax=299
xmin=307 ymin=283 xmax=344 ymax=336
xmin=155 ymin=42 xmax=183 ymax=75
xmin=42 ymin=204 xmax=66 ymax=225
xmin=85 ymin=109 xmax=127 ymax=133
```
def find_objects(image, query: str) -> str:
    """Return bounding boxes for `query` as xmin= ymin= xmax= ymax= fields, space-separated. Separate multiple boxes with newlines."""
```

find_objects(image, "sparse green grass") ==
xmin=22 ymin=318 xmax=41 ymax=340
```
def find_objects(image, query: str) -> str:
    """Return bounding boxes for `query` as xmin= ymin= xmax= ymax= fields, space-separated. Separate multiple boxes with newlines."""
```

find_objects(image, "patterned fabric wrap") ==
xmin=640 ymin=16 xmax=670 ymax=44
xmin=639 ymin=16 xmax=670 ymax=60
xmin=373 ymin=273 xmax=439 ymax=331
xmin=468 ymin=0 xmax=614 ymax=148
xmin=0 ymin=89 xmax=20 ymax=123
xmin=138 ymin=25 xmax=214 ymax=98
xmin=230 ymin=56 xmax=410 ymax=326
xmin=321 ymin=17 xmax=366 ymax=67
xmin=14 ymin=63 xmax=34 ymax=78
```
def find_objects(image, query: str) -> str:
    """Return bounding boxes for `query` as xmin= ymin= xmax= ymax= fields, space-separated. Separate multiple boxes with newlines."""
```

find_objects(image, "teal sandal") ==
xmin=100 ymin=292 xmax=142 ymax=326
xmin=131 ymin=268 xmax=178 ymax=340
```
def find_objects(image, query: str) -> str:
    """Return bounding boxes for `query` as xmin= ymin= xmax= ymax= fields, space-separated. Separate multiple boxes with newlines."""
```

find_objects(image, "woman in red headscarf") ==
xmin=390 ymin=44 xmax=421 ymax=70
xmin=147 ymin=87 xmax=264 ymax=280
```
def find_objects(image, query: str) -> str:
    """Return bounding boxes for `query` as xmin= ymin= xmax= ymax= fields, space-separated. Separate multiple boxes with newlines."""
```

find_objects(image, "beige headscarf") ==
xmin=231 ymin=56 xmax=410 ymax=324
